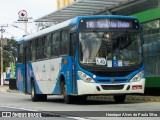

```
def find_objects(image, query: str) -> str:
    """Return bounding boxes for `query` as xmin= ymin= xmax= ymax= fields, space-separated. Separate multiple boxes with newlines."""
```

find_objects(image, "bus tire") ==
xmin=31 ymin=80 xmax=40 ymax=102
xmin=114 ymin=94 xmax=126 ymax=103
xmin=31 ymin=81 xmax=47 ymax=102
xmin=63 ymin=84 xmax=74 ymax=104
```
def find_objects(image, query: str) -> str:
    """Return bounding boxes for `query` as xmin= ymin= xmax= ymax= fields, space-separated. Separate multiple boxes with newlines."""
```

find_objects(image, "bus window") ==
xmin=44 ymin=34 xmax=51 ymax=59
xmin=25 ymin=41 xmax=31 ymax=62
xmin=36 ymin=38 xmax=43 ymax=60
xmin=61 ymin=29 xmax=69 ymax=55
xmin=51 ymin=32 xmax=60 ymax=57
xmin=79 ymin=32 xmax=102 ymax=63
xmin=31 ymin=40 xmax=36 ymax=61
xmin=18 ymin=44 xmax=23 ymax=63
xmin=28 ymin=41 xmax=32 ymax=61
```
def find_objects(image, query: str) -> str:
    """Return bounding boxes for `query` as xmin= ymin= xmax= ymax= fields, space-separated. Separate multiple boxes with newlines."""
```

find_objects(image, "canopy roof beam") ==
xmin=35 ymin=0 xmax=136 ymax=23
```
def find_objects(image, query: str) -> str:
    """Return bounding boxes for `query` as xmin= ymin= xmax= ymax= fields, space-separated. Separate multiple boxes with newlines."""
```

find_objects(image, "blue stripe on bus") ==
xmin=27 ymin=63 xmax=43 ymax=94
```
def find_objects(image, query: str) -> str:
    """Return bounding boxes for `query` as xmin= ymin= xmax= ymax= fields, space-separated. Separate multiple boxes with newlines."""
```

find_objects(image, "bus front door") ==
xmin=70 ymin=33 xmax=77 ymax=93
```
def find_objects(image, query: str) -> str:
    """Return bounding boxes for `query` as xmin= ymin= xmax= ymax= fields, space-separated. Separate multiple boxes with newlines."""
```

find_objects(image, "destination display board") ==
xmin=79 ymin=18 xmax=140 ymax=30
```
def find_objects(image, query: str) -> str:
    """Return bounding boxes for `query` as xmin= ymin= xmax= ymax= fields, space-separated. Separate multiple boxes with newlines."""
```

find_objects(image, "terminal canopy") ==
xmin=35 ymin=0 xmax=135 ymax=23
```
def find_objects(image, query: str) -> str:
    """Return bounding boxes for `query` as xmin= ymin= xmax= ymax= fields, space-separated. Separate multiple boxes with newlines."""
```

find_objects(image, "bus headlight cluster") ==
xmin=78 ymin=71 xmax=95 ymax=83
xmin=131 ymin=71 xmax=144 ymax=82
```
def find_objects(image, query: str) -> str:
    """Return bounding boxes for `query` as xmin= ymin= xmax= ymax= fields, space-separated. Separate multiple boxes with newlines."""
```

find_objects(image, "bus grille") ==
xmin=101 ymin=85 xmax=124 ymax=90
xmin=98 ymin=79 xmax=128 ymax=83
xmin=90 ymin=71 xmax=132 ymax=77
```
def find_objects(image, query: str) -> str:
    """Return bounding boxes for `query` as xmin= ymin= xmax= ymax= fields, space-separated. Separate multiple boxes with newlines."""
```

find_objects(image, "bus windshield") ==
xmin=79 ymin=31 xmax=142 ymax=67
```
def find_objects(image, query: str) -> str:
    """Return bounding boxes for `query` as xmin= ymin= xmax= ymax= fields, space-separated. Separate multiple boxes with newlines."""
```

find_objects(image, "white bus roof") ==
xmin=23 ymin=18 xmax=77 ymax=41
xmin=20 ymin=15 xmax=137 ymax=42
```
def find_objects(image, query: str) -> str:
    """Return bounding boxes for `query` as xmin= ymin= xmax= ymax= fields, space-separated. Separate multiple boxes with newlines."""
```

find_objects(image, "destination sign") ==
xmin=86 ymin=20 xmax=132 ymax=29
xmin=79 ymin=18 xmax=139 ymax=30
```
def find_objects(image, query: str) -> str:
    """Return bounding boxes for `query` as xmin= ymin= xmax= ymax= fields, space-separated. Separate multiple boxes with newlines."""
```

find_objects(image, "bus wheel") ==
xmin=63 ymin=84 xmax=73 ymax=104
xmin=31 ymin=81 xmax=40 ymax=102
xmin=114 ymin=95 xmax=126 ymax=103
xmin=31 ymin=81 xmax=47 ymax=102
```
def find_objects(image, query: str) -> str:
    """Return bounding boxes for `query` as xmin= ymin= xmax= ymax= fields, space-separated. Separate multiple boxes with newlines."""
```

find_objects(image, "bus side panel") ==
xmin=53 ymin=56 xmax=73 ymax=95
xmin=30 ymin=58 xmax=62 ymax=94
xmin=26 ymin=63 xmax=36 ymax=93
xmin=28 ymin=62 xmax=43 ymax=94
xmin=50 ymin=58 xmax=63 ymax=94
xmin=16 ymin=63 xmax=25 ymax=92
xmin=25 ymin=57 xmax=73 ymax=95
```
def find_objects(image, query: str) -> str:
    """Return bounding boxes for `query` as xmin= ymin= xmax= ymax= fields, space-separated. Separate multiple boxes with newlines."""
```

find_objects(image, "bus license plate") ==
xmin=132 ymin=85 xmax=142 ymax=90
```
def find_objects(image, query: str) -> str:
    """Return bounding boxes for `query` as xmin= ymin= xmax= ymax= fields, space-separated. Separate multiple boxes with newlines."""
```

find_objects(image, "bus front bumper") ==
xmin=77 ymin=78 xmax=145 ymax=95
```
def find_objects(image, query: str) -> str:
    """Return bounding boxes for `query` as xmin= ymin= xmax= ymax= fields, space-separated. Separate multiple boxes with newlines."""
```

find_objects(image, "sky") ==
xmin=0 ymin=0 xmax=57 ymax=39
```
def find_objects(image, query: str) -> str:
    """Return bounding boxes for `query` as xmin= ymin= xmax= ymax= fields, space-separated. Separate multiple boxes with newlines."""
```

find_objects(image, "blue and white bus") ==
xmin=16 ymin=15 xmax=145 ymax=104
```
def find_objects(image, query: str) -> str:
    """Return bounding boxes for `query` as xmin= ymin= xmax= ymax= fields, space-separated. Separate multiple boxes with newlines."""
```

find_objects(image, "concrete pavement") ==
xmin=0 ymin=85 xmax=160 ymax=102
xmin=0 ymin=85 xmax=21 ymax=93
xmin=89 ymin=95 xmax=160 ymax=102
xmin=0 ymin=85 xmax=9 ymax=92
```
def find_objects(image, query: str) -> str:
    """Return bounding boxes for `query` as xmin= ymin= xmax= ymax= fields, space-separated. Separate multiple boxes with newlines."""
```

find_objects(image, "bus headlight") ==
xmin=78 ymin=71 xmax=95 ymax=83
xmin=131 ymin=71 xmax=144 ymax=82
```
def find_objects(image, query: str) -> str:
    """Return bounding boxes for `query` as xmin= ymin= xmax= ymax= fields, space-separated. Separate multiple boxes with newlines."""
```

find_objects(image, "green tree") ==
xmin=3 ymin=38 xmax=18 ymax=71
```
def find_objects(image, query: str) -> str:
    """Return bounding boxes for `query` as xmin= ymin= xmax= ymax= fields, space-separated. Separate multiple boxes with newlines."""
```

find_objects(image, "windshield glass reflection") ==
xmin=79 ymin=31 xmax=142 ymax=67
